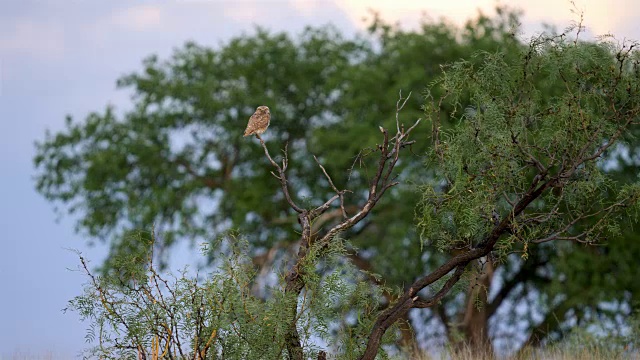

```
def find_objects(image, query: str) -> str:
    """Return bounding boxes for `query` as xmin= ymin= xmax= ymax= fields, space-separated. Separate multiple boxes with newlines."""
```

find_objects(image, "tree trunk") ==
xmin=454 ymin=257 xmax=495 ymax=357
xmin=398 ymin=312 xmax=420 ymax=356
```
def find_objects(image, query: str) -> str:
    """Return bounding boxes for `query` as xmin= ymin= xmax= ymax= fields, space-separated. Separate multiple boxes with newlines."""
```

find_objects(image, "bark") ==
xmin=347 ymin=249 xmax=421 ymax=354
xmin=456 ymin=258 xmax=495 ymax=356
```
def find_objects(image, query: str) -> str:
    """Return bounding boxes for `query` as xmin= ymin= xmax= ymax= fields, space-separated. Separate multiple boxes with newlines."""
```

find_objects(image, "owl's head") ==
xmin=257 ymin=105 xmax=270 ymax=114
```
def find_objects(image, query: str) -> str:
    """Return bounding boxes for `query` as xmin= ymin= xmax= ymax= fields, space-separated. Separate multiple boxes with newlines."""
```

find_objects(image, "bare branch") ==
xmin=256 ymin=135 xmax=304 ymax=214
xmin=396 ymin=90 xmax=412 ymax=135
xmin=252 ymin=94 xmax=420 ymax=358
xmin=503 ymin=192 xmax=516 ymax=207
xmin=314 ymin=155 xmax=349 ymax=218
xmin=309 ymin=194 xmax=341 ymax=220
xmin=404 ymin=118 xmax=422 ymax=138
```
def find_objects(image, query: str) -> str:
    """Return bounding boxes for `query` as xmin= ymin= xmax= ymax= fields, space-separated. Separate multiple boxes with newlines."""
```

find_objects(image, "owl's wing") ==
xmin=244 ymin=113 xmax=259 ymax=136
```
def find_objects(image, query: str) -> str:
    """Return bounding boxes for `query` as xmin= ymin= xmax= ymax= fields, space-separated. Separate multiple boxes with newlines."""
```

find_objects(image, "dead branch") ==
xmin=254 ymin=93 xmax=421 ymax=359
xmin=314 ymin=155 xmax=350 ymax=218
xmin=257 ymin=135 xmax=304 ymax=214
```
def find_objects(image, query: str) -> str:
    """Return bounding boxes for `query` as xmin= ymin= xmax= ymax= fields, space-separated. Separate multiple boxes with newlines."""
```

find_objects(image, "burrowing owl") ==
xmin=244 ymin=106 xmax=271 ymax=137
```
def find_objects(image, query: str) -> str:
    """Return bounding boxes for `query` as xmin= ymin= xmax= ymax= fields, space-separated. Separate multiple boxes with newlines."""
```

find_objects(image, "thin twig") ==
xmin=256 ymin=135 xmax=303 ymax=213
xmin=314 ymin=155 xmax=349 ymax=218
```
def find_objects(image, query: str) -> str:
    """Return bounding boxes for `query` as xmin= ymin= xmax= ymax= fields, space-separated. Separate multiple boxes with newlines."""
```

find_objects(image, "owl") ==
xmin=244 ymin=106 xmax=271 ymax=137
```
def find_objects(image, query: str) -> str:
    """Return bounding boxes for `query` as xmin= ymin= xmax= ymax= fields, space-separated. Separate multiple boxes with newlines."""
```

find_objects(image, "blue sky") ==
xmin=0 ymin=0 xmax=638 ymax=357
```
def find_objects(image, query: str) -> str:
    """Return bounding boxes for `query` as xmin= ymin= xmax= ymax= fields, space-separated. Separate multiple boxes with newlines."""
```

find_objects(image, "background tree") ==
xmin=68 ymin=27 xmax=640 ymax=359
xmin=35 ymin=7 xmax=640 ymax=355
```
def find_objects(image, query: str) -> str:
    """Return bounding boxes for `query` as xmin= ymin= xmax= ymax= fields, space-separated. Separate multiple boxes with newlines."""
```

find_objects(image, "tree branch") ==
xmin=318 ymin=116 xmax=421 ymax=247
xmin=256 ymin=135 xmax=304 ymax=214
xmin=314 ymin=155 xmax=350 ymax=219
xmin=358 ymin=172 xmax=557 ymax=359
xmin=253 ymin=94 xmax=421 ymax=359
xmin=413 ymin=265 xmax=468 ymax=308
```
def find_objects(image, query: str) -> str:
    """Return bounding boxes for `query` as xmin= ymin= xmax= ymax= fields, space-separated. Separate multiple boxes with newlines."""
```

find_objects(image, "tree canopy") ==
xmin=36 ymin=8 xmax=640 ymax=356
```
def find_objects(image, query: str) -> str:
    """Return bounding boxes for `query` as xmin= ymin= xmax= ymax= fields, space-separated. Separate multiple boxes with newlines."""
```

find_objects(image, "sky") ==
xmin=0 ymin=0 xmax=638 ymax=358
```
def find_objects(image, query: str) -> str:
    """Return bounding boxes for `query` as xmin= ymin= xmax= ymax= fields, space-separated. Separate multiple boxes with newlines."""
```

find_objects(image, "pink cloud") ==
xmin=331 ymin=0 xmax=639 ymax=40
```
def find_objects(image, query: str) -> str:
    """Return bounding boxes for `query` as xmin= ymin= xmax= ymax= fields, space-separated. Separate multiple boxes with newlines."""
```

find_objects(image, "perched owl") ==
xmin=244 ymin=106 xmax=271 ymax=137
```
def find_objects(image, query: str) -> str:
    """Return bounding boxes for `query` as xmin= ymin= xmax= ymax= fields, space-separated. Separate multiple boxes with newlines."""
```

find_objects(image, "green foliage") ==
xmin=35 ymin=26 xmax=371 ymax=266
xmin=417 ymin=32 xmax=640 ymax=256
xmin=38 ymin=6 xmax=640 ymax=356
xmin=68 ymin=231 xmax=397 ymax=359
xmin=33 ymin=9 xmax=523 ymax=275
xmin=412 ymin=26 xmax=640 ymax=352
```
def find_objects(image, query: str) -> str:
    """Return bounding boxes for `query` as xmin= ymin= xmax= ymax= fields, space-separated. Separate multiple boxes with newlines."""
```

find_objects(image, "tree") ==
xmin=36 ymin=8 xmax=640 ymax=355
xmin=69 ymin=94 xmax=422 ymax=359
xmin=68 ymin=29 xmax=640 ymax=359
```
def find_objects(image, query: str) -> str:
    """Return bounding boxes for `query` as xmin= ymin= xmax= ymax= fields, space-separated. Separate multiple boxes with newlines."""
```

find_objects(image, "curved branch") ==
xmin=358 ymin=174 xmax=557 ymax=359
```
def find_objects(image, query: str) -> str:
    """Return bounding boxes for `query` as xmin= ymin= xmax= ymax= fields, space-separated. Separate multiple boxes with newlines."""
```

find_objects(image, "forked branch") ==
xmin=254 ymin=94 xmax=421 ymax=359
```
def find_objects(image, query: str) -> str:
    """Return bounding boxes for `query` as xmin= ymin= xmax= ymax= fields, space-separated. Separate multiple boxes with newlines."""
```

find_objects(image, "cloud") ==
xmin=290 ymin=0 xmax=325 ymax=16
xmin=331 ymin=0 xmax=639 ymax=40
xmin=222 ymin=2 xmax=261 ymax=23
xmin=0 ymin=18 xmax=65 ymax=59
xmin=333 ymin=0 xmax=496 ymax=30
xmin=111 ymin=5 xmax=163 ymax=31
